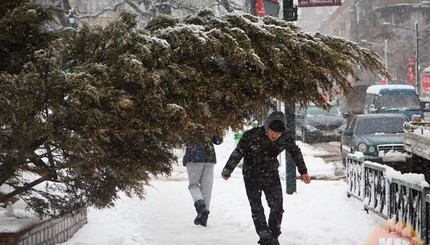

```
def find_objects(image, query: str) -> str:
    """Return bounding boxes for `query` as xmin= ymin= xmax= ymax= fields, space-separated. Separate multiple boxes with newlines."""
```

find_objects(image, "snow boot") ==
xmin=257 ymin=238 xmax=275 ymax=245
xmin=257 ymin=231 xmax=276 ymax=245
xmin=258 ymin=238 xmax=279 ymax=245
xmin=193 ymin=199 xmax=210 ymax=227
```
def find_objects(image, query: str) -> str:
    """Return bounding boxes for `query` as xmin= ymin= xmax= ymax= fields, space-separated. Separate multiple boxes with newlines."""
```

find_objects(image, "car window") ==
xmin=355 ymin=117 xmax=406 ymax=135
xmin=379 ymin=94 xmax=421 ymax=110
xmin=306 ymin=106 xmax=340 ymax=117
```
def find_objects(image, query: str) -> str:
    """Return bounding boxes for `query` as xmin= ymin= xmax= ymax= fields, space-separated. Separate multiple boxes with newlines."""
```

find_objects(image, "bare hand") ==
xmin=221 ymin=174 xmax=230 ymax=180
xmin=301 ymin=174 xmax=311 ymax=184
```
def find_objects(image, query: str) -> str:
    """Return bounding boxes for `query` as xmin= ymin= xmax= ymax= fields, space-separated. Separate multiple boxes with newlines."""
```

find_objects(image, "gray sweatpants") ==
xmin=186 ymin=162 xmax=214 ymax=210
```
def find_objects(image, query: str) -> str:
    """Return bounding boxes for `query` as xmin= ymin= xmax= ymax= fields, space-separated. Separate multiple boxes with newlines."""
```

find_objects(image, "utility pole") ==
xmin=384 ymin=39 xmax=388 ymax=70
xmin=414 ymin=22 xmax=420 ymax=96
xmin=282 ymin=0 xmax=297 ymax=194
xmin=284 ymin=101 xmax=297 ymax=194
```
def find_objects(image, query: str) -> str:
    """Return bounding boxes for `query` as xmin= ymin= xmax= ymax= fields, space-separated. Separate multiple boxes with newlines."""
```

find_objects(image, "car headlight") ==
xmin=358 ymin=143 xmax=368 ymax=153
xmin=368 ymin=146 xmax=376 ymax=153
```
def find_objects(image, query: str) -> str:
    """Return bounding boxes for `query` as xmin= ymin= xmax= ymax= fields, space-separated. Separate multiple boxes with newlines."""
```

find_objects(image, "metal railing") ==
xmin=363 ymin=162 xmax=388 ymax=218
xmin=346 ymin=155 xmax=430 ymax=244
xmin=426 ymin=194 xmax=430 ymax=244
xmin=346 ymin=155 xmax=364 ymax=200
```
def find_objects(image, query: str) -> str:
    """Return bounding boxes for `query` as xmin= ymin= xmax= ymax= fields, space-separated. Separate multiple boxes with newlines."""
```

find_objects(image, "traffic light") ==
xmin=283 ymin=6 xmax=298 ymax=21
xmin=283 ymin=0 xmax=298 ymax=21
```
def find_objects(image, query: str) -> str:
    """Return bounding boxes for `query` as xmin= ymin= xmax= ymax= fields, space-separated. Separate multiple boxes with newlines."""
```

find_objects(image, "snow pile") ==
xmin=384 ymin=165 xmax=429 ymax=188
xmin=0 ymin=199 xmax=40 ymax=232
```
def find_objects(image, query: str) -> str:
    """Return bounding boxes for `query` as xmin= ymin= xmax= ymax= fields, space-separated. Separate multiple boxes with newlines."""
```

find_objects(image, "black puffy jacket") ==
xmin=222 ymin=112 xmax=307 ymax=178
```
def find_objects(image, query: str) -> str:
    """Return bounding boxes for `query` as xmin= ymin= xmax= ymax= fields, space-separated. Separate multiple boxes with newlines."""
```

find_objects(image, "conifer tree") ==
xmin=0 ymin=3 xmax=386 ymax=216
xmin=0 ymin=0 xmax=56 ymax=74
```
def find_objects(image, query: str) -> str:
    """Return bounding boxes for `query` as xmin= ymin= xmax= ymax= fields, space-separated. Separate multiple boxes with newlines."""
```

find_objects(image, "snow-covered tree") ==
xmin=0 ymin=0 xmax=56 ymax=73
xmin=0 ymin=1 xmax=386 ymax=216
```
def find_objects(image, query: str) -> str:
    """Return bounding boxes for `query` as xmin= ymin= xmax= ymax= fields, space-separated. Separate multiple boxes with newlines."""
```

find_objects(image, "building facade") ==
xmin=319 ymin=0 xmax=430 ymax=95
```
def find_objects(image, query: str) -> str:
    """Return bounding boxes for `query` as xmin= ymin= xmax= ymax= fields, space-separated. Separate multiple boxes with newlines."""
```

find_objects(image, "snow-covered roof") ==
xmin=366 ymin=84 xmax=417 ymax=95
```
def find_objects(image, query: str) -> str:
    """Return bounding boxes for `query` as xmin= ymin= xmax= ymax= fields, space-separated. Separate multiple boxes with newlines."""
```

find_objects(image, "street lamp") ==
xmin=361 ymin=39 xmax=388 ymax=69
xmin=383 ymin=22 xmax=420 ymax=96
xmin=361 ymin=39 xmax=388 ymax=83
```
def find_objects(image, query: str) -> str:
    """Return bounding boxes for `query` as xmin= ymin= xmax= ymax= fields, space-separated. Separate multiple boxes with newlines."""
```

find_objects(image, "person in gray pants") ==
xmin=183 ymin=135 xmax=223 ymax=227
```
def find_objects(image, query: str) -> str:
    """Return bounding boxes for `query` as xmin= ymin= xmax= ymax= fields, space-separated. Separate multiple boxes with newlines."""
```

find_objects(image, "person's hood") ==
xmin=264 ymin=111 xmax=287 ymax=133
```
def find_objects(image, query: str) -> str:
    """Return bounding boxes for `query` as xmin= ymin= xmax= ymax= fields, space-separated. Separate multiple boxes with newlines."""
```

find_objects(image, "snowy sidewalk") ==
xmin=61 ymin=177 xmax=385 ymax=245
xmin=61 ymin=133 xmax=389 ymax=245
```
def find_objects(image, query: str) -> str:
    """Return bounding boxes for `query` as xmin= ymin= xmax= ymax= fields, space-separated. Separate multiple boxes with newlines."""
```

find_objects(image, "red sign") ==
xmin=422 ymin=74 xmax=430 ymax=95
xmin=407 ymin=58 xmax=416 ymax=87
xmin=256 ymin=0 xmax=265 ymax=16
xmin=298 ymin=0 xmax=342 ymax=7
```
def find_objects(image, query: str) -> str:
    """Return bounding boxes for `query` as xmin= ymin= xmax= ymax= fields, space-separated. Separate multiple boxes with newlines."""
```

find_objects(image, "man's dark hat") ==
xmin=268 ymin=120 xmax=286 ymax=133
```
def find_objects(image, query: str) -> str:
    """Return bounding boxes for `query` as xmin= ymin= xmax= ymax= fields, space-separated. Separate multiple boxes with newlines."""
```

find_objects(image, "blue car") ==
xmin=364 ymin=84 xmax=423 ymax=121
xmin=340 ymin=113 xmax=410 ymax=165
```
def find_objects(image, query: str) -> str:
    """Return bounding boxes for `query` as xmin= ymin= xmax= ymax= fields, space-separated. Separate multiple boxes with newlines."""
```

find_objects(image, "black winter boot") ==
xmin=257 ymin=231 xmax=276 ymax=245
xmin=193 ymin=199 xmax=210 ymax=227
xmin=257 ymin=237 xmax=275 ymax=245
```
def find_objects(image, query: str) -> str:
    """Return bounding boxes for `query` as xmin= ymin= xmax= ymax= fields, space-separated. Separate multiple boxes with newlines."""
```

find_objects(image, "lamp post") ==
xmin=383 ymin=22 xmax=420 ymax=96
xmin=414 ymin=22 xmax=419 ymax=96
xmin=361 ymin=39 xmax=389 ymax=83
xmin=361 ymin=39 xmax=388 ymax=69
xmin=384 ymin=39 xmax=388 ymax=71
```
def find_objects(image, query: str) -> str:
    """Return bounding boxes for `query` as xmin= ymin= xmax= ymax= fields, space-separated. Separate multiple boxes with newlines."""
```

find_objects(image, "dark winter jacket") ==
xmin=183 ymin=136 xmax=223 ymax=166
xmin=222 ymin=111 xmax=307 ymax=178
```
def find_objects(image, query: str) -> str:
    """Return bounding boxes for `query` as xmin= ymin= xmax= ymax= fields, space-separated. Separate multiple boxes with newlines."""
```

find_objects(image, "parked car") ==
xmin=340 ymin=113 xmax=410 ymax=165
xmin=420 ymin=97 xmax=430 ymax=112
xmin=295 ymin=104 xmax=346 ymax=143
xmin=364 ymin=84 xmax=423 ymax=121
xmin=421 ymin=97 xmax=430 ymax=121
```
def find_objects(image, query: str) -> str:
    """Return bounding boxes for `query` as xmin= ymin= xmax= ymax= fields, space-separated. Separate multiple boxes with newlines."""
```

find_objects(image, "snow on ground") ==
xmin=56 ymin=130 xmax=389 ymax=245
xmin=1 ymin=129 xmax=396 ymax=244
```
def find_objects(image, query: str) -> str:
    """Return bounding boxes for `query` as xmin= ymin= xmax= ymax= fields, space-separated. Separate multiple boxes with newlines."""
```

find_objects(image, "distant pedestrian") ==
xmin=183 ymin=135 xmax=223 ymax=227
xmin=221 ymin=111 xmax=311 ymax=245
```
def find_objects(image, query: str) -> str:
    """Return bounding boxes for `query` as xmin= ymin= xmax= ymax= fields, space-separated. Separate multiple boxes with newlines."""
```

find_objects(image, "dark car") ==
xmin=420 ymin=97 xmax=430 ymax=112
xmin=340 ymin=113 xmax=410 ymax=165
xmin=421 ymin=97 xmax=430 ymax=120
xmin=295 ymin=104 xmax=346 ymax=143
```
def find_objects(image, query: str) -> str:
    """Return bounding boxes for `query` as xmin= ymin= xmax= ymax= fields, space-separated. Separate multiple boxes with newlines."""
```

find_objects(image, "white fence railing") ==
xmin=346 ymin=155 xmax=430 ymax=244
